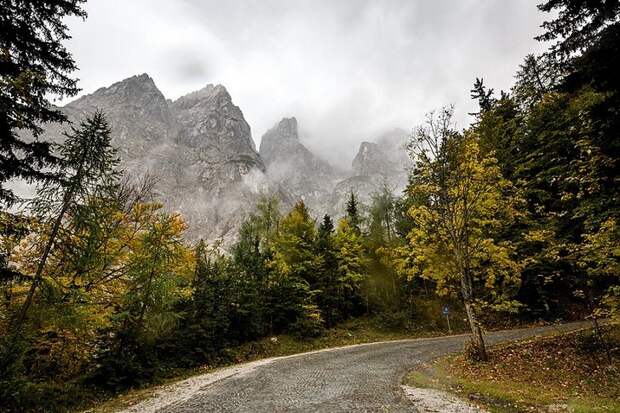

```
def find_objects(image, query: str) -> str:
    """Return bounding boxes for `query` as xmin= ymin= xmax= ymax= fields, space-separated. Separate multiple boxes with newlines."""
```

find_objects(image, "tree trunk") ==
xmin=586 ymin=287 xmax=612 ymax=364
xmin=460 ymin=270 xmax=488 ymax=361
xmin=463 ymin=298 xmax=488 ymax=361
xmin=10 ymin=151 xmax=87 ymax=342
xmin=10 ymin=187 xmax=75 ymax=339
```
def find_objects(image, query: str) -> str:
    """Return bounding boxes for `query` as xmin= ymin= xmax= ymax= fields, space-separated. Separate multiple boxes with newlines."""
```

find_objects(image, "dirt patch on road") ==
xmin=402 ymin=385 xmax=488 ymax=412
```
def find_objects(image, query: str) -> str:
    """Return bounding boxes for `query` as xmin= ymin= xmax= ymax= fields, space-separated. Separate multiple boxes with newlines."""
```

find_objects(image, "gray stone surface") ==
xmin=123 ymin=322 xmax=585 ymax=413
xmin=34 ymin=74 xmax=269 ymax=245
xmin=32 ymin=74 xmax=413 ymax=244
xmin=259 ymin=117 xmax=340 ymax=213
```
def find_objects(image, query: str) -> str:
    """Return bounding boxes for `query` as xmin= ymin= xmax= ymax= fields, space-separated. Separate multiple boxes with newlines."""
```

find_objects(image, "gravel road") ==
xmin=124 ymin=322 xmax=587 ymax=413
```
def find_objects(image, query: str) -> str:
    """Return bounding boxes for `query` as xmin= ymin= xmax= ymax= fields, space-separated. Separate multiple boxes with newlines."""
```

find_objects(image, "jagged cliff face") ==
xmin=37 ymin=74 xmax=267 ymax=244
xmin=352 ymin=142 xmax=394 ymax=176
xmin=332 ymin=129 xmax=411 ymax=213
xmin=35 ymin=74 xmax=411 ymax=244
xmin=259 ymin=118 xmax=411 ymax=219
xmin=259 ymin=117 xmax=339 ymax=213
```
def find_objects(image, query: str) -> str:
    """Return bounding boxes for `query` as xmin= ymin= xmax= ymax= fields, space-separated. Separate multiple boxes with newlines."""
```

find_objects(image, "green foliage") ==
xmin=0 ymin=0 xmax=87 ymax=206
xmin=400 ymin=107 xmax=524 ymax=359
xmin=345 ymin=191 xmax=361 ymax=233
xmin=536 ymin=0 xmax=620 ymax=61
xmin=403 ymin=109 xmax=523 ymax=310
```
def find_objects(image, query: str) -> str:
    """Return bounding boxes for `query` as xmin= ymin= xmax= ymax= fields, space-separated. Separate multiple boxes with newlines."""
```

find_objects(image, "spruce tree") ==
xmin=0 ymin=0 xmax=87 ymax=206
xmin=536 ymin=0 xmax=620 ymax=61
xmin=345 ymin=191 xmax=361 ymax=233
xmin=469 ymin=78 xmax=495 ymax=116
xmin=315 ymin=214 xmax=341 ymax=325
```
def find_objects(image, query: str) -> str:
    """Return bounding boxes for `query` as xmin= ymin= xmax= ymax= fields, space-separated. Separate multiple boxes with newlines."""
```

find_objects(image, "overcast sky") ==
xmin=63 ymin=0 xmax=549 ymax=162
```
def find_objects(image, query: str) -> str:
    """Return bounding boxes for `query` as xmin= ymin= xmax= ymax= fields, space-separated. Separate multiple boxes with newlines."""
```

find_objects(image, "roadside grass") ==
xmin=404 ymin=324 xmax=620 ymax=413
xmin=87 ymin=315 xmax=462 ymax=412
xmin=231 ymin=314 xmax=460 ymax=362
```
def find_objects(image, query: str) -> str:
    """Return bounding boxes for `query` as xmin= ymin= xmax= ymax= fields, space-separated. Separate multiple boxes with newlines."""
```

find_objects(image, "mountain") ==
xmin=332 ymin=129 xmax=411 ymax=212
xmin=259 ymin=117 xmax=339 ymax=212
xmin=352 ymin=142 xmax=394 ymax=176
xmin=31 ymin=74 xmax=411 ymax=244
xmin=34 ymin=74 xmax=268 ymax=245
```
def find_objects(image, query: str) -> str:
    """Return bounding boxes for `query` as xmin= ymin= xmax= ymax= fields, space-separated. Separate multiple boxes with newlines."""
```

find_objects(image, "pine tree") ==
xmin=536 ymin=0 xmax=620 ymax=61
xmin=469 ymin=78 xmax=495 ymax=116
xmin=315 ymin=214 xmax=341 ymax=325
xmin=0 ymin=0 xmax=87 ymax=206
xmin=512 ymin=54 xmax=559 ymax=109
xmin=271 ymin=201 xmax=324 ymax=334
xmin=346 ymin=191 xmax=361 ymax=233
xmin=334 ymin=217 xmax=367 ymax=317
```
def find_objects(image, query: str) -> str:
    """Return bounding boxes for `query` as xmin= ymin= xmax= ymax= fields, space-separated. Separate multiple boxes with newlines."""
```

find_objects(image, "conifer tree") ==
xmin=346 ymin=191 xmax=361 ymax=233
xmin=10 ymin=111 xmax=119 ymax=339
xmin=315 ymin=214 xmax=341 ymax=325
xmin=334 ymin=217 xmax=367 ymax=317
xmin=470 ymin=78 xmax=495 ymax=116
xmin=536 ymin=0 xmax=620 ymax=61
xmin=0 ymin=0 xmax=87 ymax=206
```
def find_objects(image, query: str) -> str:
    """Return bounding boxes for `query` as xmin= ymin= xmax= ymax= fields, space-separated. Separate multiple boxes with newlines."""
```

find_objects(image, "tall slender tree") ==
xmin=346 ymin=191 xmax=361 ymax=233
xmin=10 ymin=111 xmax=119 ymax=339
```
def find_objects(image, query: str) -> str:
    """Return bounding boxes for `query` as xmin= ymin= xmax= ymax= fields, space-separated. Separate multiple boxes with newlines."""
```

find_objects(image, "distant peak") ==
xmin=198 ymin=83 xmax=228 ymax=95
xmin=69 ymin=72 xmax=164 ymax=107
xmin=359 ymin=141 xmax=379 ymax=152
xmin=121 ymin=73 xmax=156 ymax=87
xmin=261 ymin=116 xmax=299 ymax=142
xmin=94 ymin=73 xmax=161 ymax=95
xmin=259 ymin=116 xmax=303 ymax=162
xmin=174 ymin=83 xmax=231 ymax=103
xmin=135 ymin=72 xmax=153 ymax=80
xmin=275 ymin=117 xmax=298 ymax=136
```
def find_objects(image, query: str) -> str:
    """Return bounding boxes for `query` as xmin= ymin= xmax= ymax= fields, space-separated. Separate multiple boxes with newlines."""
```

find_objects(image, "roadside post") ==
xmin=442 ymin=305 xmax=451 ymax=334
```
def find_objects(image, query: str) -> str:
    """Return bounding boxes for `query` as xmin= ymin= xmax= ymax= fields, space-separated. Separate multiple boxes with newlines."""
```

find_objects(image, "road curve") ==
xmin=123 ymin=322 xmax=587 ymax=413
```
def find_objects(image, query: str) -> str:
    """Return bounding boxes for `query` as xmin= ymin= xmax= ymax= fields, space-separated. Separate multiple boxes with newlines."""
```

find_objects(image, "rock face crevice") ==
xmin=35 ymin=74 xmax=411 ymax=244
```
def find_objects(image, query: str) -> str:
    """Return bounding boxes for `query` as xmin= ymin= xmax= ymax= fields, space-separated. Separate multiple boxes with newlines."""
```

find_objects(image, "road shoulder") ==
xmin=402 ymin=323 xmax=620 ymax=413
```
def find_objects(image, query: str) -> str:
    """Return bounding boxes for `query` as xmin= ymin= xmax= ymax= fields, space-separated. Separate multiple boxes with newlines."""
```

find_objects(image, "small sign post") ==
xmin=442 ymin=305 xmax=451 ymax=334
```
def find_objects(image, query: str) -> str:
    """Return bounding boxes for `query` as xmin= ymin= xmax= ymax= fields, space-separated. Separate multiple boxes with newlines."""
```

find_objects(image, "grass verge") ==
xmin=404 ymin=324 xmax=620 ymax=413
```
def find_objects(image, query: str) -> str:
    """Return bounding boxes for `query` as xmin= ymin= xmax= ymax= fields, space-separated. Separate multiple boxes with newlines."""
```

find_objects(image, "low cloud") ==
xmin=65 ymin=1 xmax=549 ymax=165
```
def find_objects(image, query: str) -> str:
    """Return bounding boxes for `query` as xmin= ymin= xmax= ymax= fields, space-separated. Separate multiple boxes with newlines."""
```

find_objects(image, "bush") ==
xmin=291 ymin=304 xmax=325 ymax=339
xmin=376 ymin=310 xmax=415 ymax=331
xmin=87 ymin=331 xmax=160 ymax=391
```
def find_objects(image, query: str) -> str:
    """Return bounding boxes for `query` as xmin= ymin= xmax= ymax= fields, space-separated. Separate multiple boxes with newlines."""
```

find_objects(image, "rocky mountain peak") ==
xmin=173 ymin=84 xmax=230 ymax=106
xmin=274 ymin=117 xmax=299 ymax=140
xmin=58 ymin=73 xmax=173 ymax=163
xmin=258 ymin=117 xmax=338 ymax=214
xmin=81 ymin=73 xmax=163 ymax=103
xmin=259 ymin=117 xmax=304 ymax=166
xmin=171 ymin=83 xmax=259 ymax=154
xmin=352 ymin=142 xmax=392 ymax=176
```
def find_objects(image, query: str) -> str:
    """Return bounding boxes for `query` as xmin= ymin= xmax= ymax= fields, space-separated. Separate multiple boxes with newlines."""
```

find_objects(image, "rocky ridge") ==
xmin=259 ymin=117 xmax=341 ymax=213
xmin=37 ymin=74 xmax=410 ymax=244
